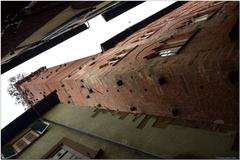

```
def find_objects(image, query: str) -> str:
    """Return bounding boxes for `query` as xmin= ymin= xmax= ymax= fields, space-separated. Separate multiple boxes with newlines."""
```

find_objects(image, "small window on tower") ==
xmin=158 ymin=46 xmax=182 ymax=57
xmin=181 ymin=10 xmax=191 ymax=17
xmin=132 ymin=31 xmax=155 ymax=43
xmin=108 ymin=52 xmax=127 ymax=65
xmin=139 ymin=31 xmax=155 ymax=40
xmin=194 ymin=14 xmax=209 ymax=23
xmin=192 ymin=6 xmax=220 ymax=24
xmin=107 ymin=46 xmax=136 ymax=66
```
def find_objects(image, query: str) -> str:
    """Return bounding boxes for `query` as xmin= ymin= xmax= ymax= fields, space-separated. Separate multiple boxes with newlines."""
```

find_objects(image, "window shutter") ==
xmin=12 ymin=139 xmax=28 ymax=153
xmin=24 ymin=130 xmax=39 ymax=143
xmin=12 ymin=130 xmax=40 ymax=153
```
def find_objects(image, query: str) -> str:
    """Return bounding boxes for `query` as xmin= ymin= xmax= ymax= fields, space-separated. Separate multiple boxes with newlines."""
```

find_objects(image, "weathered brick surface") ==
xmin=17 ymin=2 xmax=239 ymax=127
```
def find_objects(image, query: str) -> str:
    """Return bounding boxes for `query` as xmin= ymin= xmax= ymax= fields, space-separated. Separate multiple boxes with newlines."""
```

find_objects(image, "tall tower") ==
xmin=16 ymin=1 xmax=239 ymax=128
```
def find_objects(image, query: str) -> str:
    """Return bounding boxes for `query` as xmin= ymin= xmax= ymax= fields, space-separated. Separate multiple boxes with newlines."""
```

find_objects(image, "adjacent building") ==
xmin=1 ymin=91 xmax=239 ymax=159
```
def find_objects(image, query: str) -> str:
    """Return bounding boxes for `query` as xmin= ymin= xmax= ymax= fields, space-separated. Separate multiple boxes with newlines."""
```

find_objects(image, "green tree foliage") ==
xmin=7 ymin=73 xmax=29 ymax=110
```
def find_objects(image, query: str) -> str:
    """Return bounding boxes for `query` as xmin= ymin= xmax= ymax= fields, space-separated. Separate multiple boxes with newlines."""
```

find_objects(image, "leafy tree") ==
xmin=7 ymin=73 xmax=29 ymax=110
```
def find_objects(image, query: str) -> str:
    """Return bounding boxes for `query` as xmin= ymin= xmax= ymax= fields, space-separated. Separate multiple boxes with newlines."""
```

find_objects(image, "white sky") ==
xmin=1 ymin=1 xmax=175 ymax=129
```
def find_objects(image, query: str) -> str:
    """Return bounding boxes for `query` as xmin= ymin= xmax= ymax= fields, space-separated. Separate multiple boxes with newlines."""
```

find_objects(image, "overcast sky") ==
xmin=1 ymin=1 xmax=175 ymax=129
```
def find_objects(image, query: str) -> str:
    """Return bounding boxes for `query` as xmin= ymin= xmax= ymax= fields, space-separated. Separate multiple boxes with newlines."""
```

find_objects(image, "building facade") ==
xmin=16 ymin=1 xmax=239 ymax=129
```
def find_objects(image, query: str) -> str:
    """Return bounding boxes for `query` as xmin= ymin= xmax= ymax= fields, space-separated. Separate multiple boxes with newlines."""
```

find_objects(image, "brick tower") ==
xmin=16 ymin=1 xmax=239 ymax=128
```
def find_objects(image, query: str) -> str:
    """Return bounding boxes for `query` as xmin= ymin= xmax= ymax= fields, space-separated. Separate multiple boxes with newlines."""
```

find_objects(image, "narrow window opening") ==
xmin=194 ymin=14 xmax=209 ymax=23
xmin=108 ymin=54 xmax=126 ymax=65
xmin=132 ymin=31 xmax=155 ymax=43
xmin=139 ymin=31 xmax=155 ymax=40
xmin=107 ymin=50 xmax=130 ymax=66
xmin=158 ymin=46 xmax=181 ymax=57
